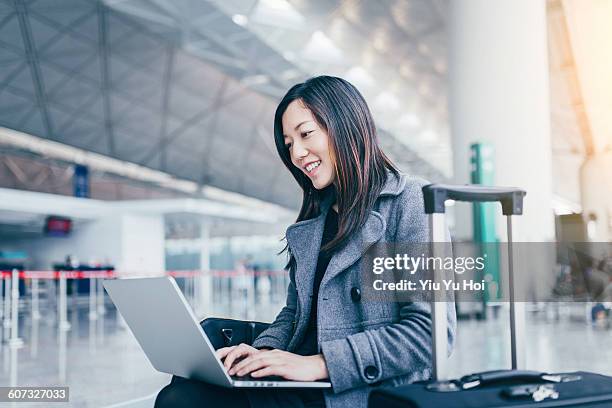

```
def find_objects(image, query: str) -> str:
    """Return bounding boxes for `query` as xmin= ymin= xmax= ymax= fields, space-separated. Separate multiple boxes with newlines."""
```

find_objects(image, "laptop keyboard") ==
xmin=231 ymin=374 xmax=285 ymax=382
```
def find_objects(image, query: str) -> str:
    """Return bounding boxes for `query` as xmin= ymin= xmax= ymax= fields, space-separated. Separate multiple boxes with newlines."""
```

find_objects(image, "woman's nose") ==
xmin=292 ymin=142 xmax=308 ymax=159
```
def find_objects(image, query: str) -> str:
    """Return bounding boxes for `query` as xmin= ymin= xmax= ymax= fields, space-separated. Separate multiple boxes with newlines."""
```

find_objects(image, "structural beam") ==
xmin=14 ymin=0 xmax=54 ymax=139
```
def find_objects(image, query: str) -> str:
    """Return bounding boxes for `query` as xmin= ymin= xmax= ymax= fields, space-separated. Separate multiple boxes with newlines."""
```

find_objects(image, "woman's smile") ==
xmin=304 ymin=160 xmax=322 ymax=176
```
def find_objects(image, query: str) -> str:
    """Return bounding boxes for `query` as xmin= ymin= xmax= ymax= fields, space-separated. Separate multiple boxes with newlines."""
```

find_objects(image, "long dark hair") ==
xmin=274 ymin=76 xmax=399 ymax=268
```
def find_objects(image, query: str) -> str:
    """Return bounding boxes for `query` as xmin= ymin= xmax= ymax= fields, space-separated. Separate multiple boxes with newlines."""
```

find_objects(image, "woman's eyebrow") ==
xmin=294 ymin=120 xmax=313 ymax=130
xmin=283 ymin=120 xmax=313 ymax=137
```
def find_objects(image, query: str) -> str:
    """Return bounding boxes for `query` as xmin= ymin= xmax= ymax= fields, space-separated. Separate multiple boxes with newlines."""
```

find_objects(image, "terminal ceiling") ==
xmin=0 ymin=0 xmax=589 ymax=209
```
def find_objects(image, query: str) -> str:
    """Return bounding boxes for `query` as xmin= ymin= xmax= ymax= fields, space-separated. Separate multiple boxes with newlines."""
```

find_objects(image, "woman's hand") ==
xmin=228 ymin=349 xmax=329 ymax=382
xmin=216 ymin=343 xmax=265 ymax=372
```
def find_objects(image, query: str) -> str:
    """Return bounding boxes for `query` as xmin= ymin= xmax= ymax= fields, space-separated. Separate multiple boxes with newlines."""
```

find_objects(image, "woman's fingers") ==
xmin=232 ymin=357 xmax=269 ymax=376
xmin=222 ymin=344 xmax=253 ymax=371
xmin=250 ymin=365 xmax=285 ymax=378
xmin=232 ymin=353 xmax=283 ymax=376
xmin=227 ymin=351 xmax=325 ymax=382
xmin=229 ymin=349 xmax=272 ymax=375
xmin=215 ymin=346 xmax=235 ymax=360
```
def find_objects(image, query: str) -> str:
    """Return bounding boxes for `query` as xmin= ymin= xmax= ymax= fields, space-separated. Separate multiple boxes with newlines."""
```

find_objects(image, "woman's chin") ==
xmin=312 ymin=178 xmax=333 ymax=190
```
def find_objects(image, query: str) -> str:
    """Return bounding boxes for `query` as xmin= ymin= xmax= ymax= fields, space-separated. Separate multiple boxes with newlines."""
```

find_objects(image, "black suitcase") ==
xmin=370 ymin=370 xmax=612 ymax=407
xmin=369 ymin=184 xmax=612 ymax=407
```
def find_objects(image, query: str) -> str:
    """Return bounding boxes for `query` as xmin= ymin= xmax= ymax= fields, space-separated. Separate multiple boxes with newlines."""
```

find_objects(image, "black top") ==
xmin=295 ymin=207 xmax=339 ymax=356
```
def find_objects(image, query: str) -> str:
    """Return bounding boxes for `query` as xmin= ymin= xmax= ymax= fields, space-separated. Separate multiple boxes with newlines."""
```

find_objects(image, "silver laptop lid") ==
xmin=103 ymin=277 xmax=232 ymax=387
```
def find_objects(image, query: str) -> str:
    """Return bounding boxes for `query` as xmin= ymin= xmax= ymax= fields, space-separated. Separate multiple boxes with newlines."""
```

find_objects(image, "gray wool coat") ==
xmin=251 ymin=172 xmax=457 ymax=408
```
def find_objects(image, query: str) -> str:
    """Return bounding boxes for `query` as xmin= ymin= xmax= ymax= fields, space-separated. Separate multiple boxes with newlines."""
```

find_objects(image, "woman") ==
xmin=155 ymin=76 xmax=456 ymax=408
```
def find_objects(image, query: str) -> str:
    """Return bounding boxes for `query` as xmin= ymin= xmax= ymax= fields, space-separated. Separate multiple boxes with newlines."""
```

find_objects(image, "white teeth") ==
xmin=305 ymin=161 xmax=321 ymax=172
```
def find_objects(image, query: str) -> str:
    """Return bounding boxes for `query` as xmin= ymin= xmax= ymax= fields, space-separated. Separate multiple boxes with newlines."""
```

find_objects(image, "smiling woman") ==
xmin=273 ymin=76 xmax=399 ymax=255
xmin=155 ymin=76 xmax=456 ymax=408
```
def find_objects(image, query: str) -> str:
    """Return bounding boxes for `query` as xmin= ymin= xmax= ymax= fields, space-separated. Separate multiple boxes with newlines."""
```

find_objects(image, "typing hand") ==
xmin=216 ymin=343 xmax=265 ymax=373
xmin=228 ymin=349 xmax=329 ymax=382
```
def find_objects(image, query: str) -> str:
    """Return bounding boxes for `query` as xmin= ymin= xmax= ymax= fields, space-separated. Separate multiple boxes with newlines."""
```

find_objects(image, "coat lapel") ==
xmin=319 ymin=210 xmax=385 ymax=290
xmin=319 ymin=172 xmax=405 ymax=290
xmin=285 ymin=194 xmax=334 ymax=326
xmin=284 ymin=172 xmax=406 ymax=344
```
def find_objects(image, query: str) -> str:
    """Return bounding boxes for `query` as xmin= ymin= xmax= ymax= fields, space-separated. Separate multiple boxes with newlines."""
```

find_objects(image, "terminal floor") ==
xmin=1 ymin=303 xmax=611 ymax=407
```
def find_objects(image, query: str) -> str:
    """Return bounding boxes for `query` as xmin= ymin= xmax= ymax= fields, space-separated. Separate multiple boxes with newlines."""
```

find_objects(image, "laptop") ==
xmin=103 ymin=276 xmax=331 ymax=388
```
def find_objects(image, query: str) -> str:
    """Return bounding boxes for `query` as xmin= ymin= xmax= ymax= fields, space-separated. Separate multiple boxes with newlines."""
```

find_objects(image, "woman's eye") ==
xmin=302 ymin=130 xmax=314 ymax=137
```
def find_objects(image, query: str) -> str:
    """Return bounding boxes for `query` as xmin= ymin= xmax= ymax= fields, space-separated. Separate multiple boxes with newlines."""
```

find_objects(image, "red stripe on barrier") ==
xmin=0 ymin=269 xmax=287 ymax=280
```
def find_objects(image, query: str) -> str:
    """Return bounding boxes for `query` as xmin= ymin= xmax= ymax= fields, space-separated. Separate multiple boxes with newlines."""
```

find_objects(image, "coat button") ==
xmin=364 ymin=365 xmax=378 ymax=380
xmin=351 ymin=287 xmax=361 ymax=302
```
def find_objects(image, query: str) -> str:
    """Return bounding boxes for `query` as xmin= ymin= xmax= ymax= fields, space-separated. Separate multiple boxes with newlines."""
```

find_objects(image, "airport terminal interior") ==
xmin=0 ymin=0 xmax=611 ymax=407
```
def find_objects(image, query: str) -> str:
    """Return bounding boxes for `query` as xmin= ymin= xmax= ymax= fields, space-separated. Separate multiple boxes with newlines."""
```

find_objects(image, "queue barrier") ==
xmin=0 ymin=268 xmax=289 ymax=348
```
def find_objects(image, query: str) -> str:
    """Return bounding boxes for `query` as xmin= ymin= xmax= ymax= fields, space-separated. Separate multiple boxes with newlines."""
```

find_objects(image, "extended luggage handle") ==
xmin=422 ymin=184 xmax=526 ymax=215
xmin=422 ymin=184 xmax=527 ymax=383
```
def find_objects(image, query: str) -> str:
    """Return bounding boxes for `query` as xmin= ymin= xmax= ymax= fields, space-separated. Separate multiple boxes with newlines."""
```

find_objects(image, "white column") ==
xmin=562 ymin=0 xmax=612 ymax=242
xmin=119 ymin=214 xmax=165 ymax=276
xmin=449 ymin=0 xmax=555 ymax=242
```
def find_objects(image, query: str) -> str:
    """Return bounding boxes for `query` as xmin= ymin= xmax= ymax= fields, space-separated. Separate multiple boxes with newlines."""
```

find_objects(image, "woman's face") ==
xmin=282 ymin=100 xmax=335 ymax=190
